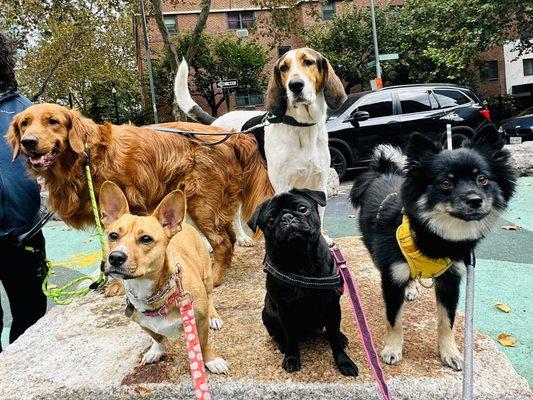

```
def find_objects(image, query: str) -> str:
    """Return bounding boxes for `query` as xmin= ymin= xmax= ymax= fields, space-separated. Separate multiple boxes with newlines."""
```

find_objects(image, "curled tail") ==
xmin=174 ymin=59 xmax=216 ymax=125
xmin=350 ymin=144 xmax=405 ymax=209
xmin=229 ymin=134 xmax=273 ymax=235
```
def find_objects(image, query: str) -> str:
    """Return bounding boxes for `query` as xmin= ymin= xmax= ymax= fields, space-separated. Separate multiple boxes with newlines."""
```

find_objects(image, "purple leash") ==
xmin=330 ymin=243 xmax=392 ymax=400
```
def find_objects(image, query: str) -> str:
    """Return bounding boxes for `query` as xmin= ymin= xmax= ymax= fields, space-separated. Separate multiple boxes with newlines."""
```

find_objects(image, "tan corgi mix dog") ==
xmin=99 ymin=181 xmax=228 ymax=373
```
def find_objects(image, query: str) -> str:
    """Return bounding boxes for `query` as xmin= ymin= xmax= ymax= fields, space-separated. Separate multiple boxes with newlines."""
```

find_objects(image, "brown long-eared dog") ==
xmin=6 ymin=103 xmax=272 ymax=286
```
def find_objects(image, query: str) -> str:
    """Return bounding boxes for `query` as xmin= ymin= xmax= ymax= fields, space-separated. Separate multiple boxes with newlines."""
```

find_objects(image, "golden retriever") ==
xmin=6 ymin=103 xmax=272 ymax=286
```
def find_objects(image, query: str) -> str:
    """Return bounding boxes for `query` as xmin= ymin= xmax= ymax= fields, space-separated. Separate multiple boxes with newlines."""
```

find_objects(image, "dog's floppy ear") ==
xmin=99 ymin=181 xmax=130 ymax=227
xmin=5 ymin=114 xmax=21 ymax=160
xmin=65 ymin=109 xmax=92 ymax=154
xmin=320 ymin=56 xmax=346 ymax=111
xmin=153 ymin=189 xmax=187 ymax=238
xmin=468 ymin=125 xmax=504 ymax=152
xmin=247 ymin=199 xmax=271 ymax=233
xmin=265 ymin=59 xmax=287 ymax=117
xmin=291 ymin=188 xmax=327 ymax=207
xmin=406 ymin=133 xmax=441 ymax=162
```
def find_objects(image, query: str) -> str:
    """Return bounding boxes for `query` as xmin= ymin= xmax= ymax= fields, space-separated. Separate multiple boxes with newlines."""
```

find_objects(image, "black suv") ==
xmin=327 ymin=84 xmax=492 ymax=179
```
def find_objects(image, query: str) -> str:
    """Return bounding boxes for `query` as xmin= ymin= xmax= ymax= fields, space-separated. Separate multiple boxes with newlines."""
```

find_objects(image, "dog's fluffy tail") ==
xmin=350 ymin=144 xmax=405 ymax=209
xmin=174 ymin=59 xmax=216 ymax=125
xmin=229 ymin=134 xmax=273 ymax=236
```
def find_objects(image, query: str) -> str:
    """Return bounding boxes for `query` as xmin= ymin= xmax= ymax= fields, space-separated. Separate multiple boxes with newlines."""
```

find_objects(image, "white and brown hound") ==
xmin=175 ymin=47 xmax=346 ymax=234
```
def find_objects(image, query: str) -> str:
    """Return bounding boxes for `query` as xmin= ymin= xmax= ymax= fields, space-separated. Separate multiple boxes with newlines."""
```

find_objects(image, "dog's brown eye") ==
xmin=139 ymin=235 xmax=153 ymax=244
xmin=108 ymin=232 xmax=119 ymax=241
xmin=49 ymin=118 xmax=58 ymax=125
xmin=279 ymin=64 xmax=289 ymax=72
xmin=477 ymin=175 xmax=488 ymax=186
xmin=303 ymin=59 xmax=315 ymax=66
xmin=20 ymin=120 xmax=28 ymax=127
xmin=298 ymin=204 xmax=308 ymax=212
xmin=440 ymin=179 xmax=453 ymax=190
xmin=267 ymin=217 xmax=275 ymax=226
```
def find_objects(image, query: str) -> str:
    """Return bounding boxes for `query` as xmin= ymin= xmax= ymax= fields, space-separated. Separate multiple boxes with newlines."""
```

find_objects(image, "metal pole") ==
xmin=370 ymin=0 xmax=381 ymax=81
xmin=138 ymin=0 xmax=159 ymax=124
xmin=462 ymin=250 xmax=476 ymax=400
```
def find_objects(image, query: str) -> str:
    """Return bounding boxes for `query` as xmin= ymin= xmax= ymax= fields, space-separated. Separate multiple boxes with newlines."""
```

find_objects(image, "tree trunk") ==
xmin=185 ymin=0 xmax=212 ymax=63
xmin=148 ymin=0 xmax=179 ymax=74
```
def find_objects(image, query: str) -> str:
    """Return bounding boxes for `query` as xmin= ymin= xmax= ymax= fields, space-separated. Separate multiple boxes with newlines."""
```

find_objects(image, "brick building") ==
xmin=136 ymin=0 xmax=526 ymax=119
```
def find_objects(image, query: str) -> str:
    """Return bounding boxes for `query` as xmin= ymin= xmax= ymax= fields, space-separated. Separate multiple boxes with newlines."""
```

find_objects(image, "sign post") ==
xmin=217 ymin=80 xmax=239 ymax=111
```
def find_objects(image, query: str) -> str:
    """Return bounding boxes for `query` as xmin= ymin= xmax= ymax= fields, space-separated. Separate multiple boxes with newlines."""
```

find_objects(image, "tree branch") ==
xmin=148 ymin=0 xmax=179 ymax=73
xmin=185 ymin=0 xmax=211 ymax=62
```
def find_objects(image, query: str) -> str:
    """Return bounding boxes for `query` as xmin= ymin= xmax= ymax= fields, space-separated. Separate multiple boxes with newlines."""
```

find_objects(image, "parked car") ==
xmin=498 ymin=106 xmax=533 ymax=144
xmin=327 ymin=84 xmax=492 ymax=179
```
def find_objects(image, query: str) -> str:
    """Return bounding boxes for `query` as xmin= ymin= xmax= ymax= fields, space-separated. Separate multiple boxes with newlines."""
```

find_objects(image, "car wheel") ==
xmin=330 ymin=147 xmax=348 ymax=181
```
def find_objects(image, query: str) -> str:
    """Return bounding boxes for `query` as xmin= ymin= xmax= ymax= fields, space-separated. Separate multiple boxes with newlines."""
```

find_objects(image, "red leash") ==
xmin=330 ymin=243 xmax=392 ymax=400
xmin=179 ymin=297 xmax=211 ymax=400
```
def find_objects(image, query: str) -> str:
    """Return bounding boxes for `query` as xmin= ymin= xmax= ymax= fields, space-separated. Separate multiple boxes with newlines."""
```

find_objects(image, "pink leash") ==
xmin=179 ymin=297 xmax=211 ymax=400
xmin=330 ymin=243 xmax=392 ymax=400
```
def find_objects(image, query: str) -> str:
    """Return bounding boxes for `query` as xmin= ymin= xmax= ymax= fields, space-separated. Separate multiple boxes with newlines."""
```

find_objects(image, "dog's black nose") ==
xmin=21 ymin=137 xmax=38 ymax=150
xmin=465 ymin=194 xmax=483 ymax=209
xmin=288 ymin=79 xmax=304 ymax=94
xmin=281 ymin=213 xmax=294 ymax=224
xmin=108 ymin=251 xmax=127 ymax=267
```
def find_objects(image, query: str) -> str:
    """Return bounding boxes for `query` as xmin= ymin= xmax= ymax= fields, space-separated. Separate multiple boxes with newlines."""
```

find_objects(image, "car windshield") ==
xmin=327 ymin=92 xmax=368 ymax=120
xmin=517 ymin=107 xmax=533 ymax=117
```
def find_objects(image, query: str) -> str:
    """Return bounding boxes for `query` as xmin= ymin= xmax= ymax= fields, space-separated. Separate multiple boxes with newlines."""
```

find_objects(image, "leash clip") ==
xmin=417 ymin=276 xmax=435 ymax=289
xmin=329 ymin=243 xmax=347 ymax=266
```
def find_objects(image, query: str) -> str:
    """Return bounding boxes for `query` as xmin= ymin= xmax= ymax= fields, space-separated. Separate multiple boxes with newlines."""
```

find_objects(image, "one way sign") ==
xmin=217 ymin=79 xmax=238 ymax=89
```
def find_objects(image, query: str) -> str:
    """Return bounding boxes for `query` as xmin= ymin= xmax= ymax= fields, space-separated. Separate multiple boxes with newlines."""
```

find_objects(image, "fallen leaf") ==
xmin=518 ymin=182 xmax=533 ymax=187
xmin=496 ymin=303 xmax=511 ymax=313
xmin=501 ymin=225 xmax=522 ymax=231
xmin=498 ymin=333 xmax=517 ymax=347
xmin=135 ymin=385 xmax=151 ymax=397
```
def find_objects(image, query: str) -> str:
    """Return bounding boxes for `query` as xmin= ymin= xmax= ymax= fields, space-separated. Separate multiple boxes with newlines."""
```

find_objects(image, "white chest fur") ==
xmin=125 ymin=278 xmax=183 ymax=338
xmin=264 ymin=121 xmax=330 ymax=191
xmin=137 ymin=313 xmax=183 ymax=338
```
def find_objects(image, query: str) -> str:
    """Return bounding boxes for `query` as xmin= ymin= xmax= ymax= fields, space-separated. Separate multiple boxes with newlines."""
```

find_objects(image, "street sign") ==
xmin=217 ymin=79 xmax=238 ymax=89
xmin=366 ymin=53 xmax=399 ymax=68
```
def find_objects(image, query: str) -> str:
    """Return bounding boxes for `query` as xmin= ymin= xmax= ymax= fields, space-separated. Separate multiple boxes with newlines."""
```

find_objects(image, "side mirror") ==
xmin=344 ymin=110 xmax=370 ymax=126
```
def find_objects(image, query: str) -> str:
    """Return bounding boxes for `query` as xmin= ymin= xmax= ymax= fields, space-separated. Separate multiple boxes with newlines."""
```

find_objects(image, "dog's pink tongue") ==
xmin=29 ymin=154 xmax=45 ymax=164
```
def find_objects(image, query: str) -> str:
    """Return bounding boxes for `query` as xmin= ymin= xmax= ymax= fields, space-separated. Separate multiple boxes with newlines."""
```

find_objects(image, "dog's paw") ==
xmin=105 ymin=279 xmax=125 ymax=297
xmin=339 ymin=332 xmax=349 ymax=349
xmin=336 ymin=357 xmax=359 ymax=377
xmin=206 ymin=357 xmax=229 ymax=374
xmin=405 ymin=281 xmax=420 ymax=301
xmin=440 ymin=348 xmax=464 ymax=371
xmin=236 ymin=233 xmax=254 ymax=247
xmin=141 ymin=341 xmax=165 ymax=365
xmin=381 ymin=345 xmax=403 ymax=365
xmin=282 ymin=355 xmax=301 ymax=373
xmin=209 ymin=317 xmax=223 ymax=330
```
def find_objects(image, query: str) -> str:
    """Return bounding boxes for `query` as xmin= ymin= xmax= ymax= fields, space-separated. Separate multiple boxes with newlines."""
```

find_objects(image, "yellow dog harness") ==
xmin=396 ymin=214 xmax=454 ymax=280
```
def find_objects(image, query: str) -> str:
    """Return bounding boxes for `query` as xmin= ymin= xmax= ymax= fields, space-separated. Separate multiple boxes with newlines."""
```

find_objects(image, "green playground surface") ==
xmin=1 ymin=178 xmax=532 ymax=386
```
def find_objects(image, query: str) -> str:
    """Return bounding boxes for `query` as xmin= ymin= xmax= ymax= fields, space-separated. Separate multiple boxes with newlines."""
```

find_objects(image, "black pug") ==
xmin=350 ymin=129 xmax=516 ymax=371
xmin=248 ymin=188 xmax=358 ymax=376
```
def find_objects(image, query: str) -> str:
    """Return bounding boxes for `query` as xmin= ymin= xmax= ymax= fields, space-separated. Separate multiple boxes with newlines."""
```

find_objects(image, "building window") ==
xmin=236 ymin=92 xmax=264 ymax=108
xmin=277 ymin=46 xmax=291 ymax=58
xmin=163 ymin=15 xmax=178 ymax=35
xmin=524 ymin=59 xmax=533 ymax=76
xmin=322 ymin=0 xmax=335 ymax=21
xmin=227 ymin=11 xmax=255 ymax=30
xmin=480 ymin=60 xmax=498 ymax=81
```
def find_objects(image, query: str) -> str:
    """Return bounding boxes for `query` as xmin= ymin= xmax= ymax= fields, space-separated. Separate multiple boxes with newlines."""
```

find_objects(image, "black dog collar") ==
xmin=263 ymin=257 xmax=343 ymax=290
xmin=265 ymin=112 xmax=317 ymax=128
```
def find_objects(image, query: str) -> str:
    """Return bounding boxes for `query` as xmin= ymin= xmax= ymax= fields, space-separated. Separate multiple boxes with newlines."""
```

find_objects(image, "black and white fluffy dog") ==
xmin=350 ymin=130 xmax=516 ymax=371
xmin=248 ymin=188 xmax=358 ymax=377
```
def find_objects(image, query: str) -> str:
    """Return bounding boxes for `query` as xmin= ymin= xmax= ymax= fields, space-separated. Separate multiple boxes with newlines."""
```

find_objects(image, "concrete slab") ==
xmin=0 ymin=238 xmax=530 ymax=400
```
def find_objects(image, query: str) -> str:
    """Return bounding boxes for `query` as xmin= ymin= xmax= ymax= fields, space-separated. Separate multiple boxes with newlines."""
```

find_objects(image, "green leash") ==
xmin=41 ymin=143 xmax=108 ymax=305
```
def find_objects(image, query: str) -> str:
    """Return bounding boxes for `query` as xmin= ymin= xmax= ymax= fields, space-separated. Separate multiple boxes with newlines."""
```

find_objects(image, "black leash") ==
xmin=146 ymin=112 xmax=317 ymax=147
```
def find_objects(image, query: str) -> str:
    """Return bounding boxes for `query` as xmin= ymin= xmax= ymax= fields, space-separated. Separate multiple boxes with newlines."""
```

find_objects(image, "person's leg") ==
xmin=2 ymin=231 xmax=47 ymax=344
